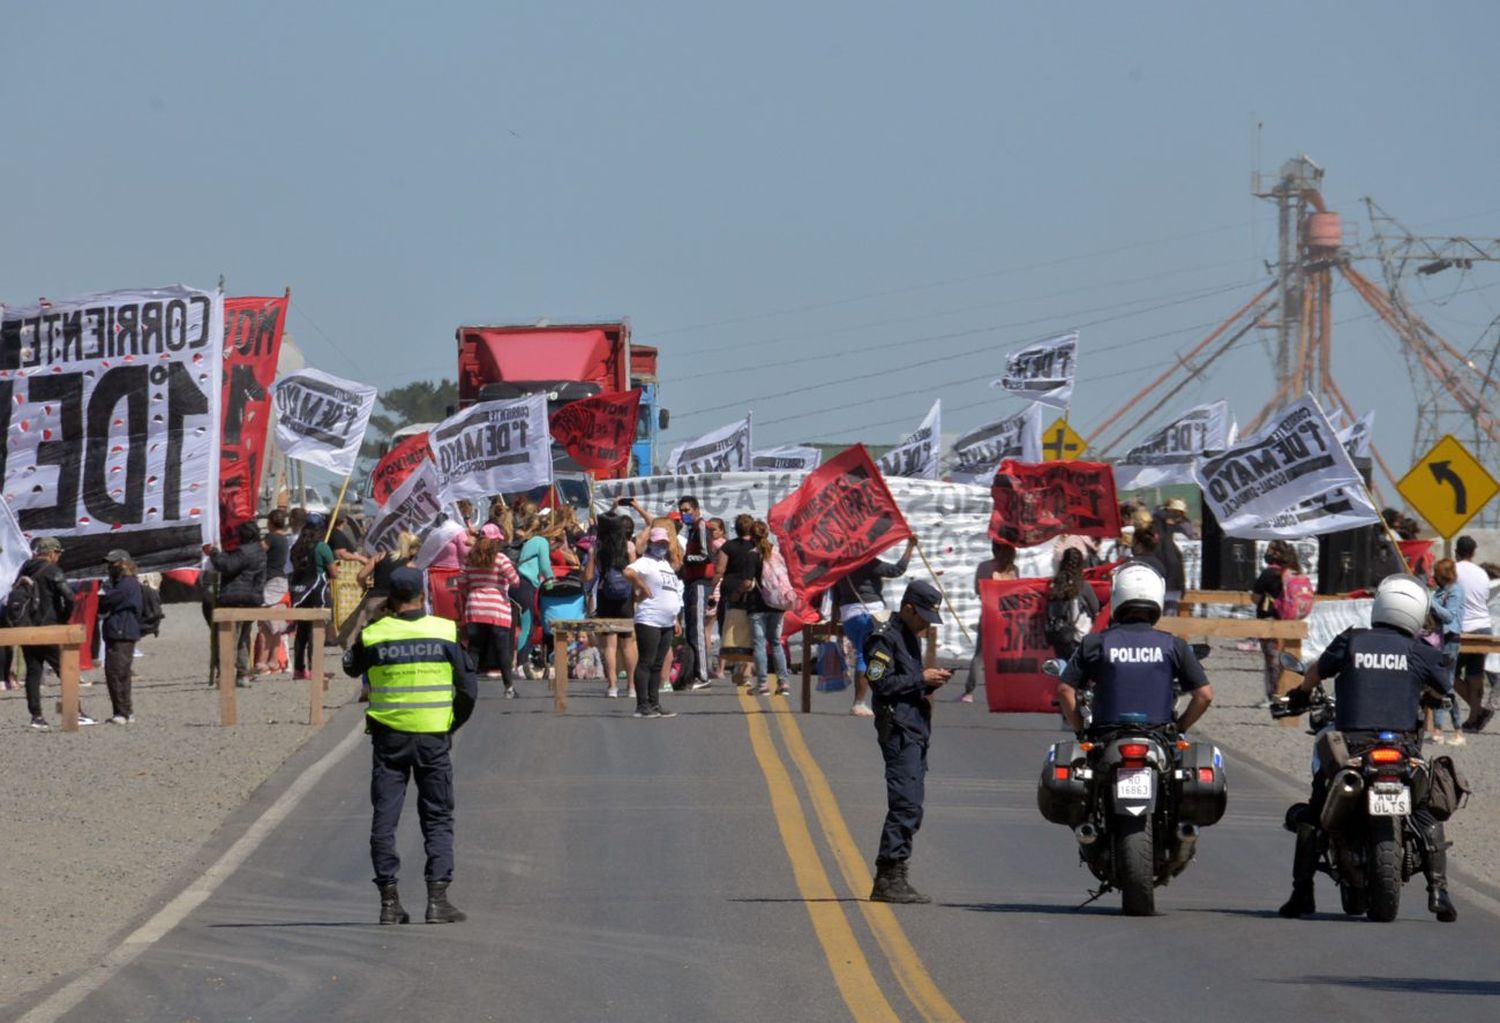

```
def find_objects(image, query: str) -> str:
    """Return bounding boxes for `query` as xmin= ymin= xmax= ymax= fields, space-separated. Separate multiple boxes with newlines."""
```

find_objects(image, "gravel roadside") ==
xmin=0 ymin=609 xmax=359 ymax=1012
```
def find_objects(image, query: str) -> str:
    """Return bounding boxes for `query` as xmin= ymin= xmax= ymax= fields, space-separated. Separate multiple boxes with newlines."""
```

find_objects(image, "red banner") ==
xmin=71 ymin=579 xmax=101 ymax=672
xmin=427 ymin=566 xmax=463 ymax=622
xmin=370 ymin=432 xmax=432 ymax=507
xmin=979 ymin=577 xmax=1111 ymax=713
xmin=768 ymin=444 xmax=912 ymax=597
xmin=989 ymin=459 xmax=1120 ymax=548
xmin=220 ymin=295 xmax=289 ymax=533
xmin=1399 ymin=538 xmax=1437 ymax=580
xmin=549 ymin=389 xmax=642 ymax=475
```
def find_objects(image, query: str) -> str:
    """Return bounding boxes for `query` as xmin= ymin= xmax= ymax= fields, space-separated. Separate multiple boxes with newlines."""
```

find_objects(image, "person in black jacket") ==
xmin=839 ymin=538 xmax=918 ymax=717
xmin=18 ymin=536 xmax=89 ymax=730
xmin=205 ymin=521 xmax=268 ymax=685
xmin=98 ymin=549 xmax=144 ymax=723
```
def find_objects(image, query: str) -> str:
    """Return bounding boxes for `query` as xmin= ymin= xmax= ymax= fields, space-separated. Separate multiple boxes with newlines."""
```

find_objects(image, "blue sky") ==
xmin=3 ymin=1 xmax=1497 ymax=491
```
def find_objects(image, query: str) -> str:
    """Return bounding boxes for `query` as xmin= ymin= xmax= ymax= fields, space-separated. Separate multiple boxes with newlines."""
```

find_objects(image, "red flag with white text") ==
xmin=549 ymin=389 xmax=641 ymax=475
xmin=989 ymin=459 xmax=1120 ymax=548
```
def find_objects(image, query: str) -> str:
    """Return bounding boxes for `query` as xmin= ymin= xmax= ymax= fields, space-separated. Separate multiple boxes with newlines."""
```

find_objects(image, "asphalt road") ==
xmin=35 ymin=676 xmax=1500 ymax=1022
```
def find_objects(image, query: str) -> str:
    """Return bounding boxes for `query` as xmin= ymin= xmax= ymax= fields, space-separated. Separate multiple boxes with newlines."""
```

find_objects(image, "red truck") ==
xmin=455 ymin=321 xmax=667 ymax=478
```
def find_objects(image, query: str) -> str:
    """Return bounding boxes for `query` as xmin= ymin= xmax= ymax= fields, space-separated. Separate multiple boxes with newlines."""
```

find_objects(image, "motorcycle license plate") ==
xmin=1367 ymin=786 xmax=1411 ymax=816
xmin=1115 ymin=768 xmax=1154 ymax=800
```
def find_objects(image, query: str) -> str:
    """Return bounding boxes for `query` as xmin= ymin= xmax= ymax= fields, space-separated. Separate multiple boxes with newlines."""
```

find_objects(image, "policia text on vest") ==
xmin=343 ymin=588 xmax=479 ymax=926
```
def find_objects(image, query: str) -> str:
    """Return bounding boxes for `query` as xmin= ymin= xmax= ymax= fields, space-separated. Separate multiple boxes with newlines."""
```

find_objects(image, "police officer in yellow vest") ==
xmin=342 ymin=567 xmax=478 ymax=925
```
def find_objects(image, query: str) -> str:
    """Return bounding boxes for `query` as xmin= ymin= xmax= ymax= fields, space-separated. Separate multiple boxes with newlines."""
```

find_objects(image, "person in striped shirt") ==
xmin=459 ymin=523 xmax=522 ymax=697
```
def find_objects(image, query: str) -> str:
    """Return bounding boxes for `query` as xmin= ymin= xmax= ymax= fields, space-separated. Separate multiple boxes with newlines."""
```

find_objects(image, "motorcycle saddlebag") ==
xmin=1037 ymin=740 xmax=1090 ymax=826
xmin=1172 ymin=742 xmax=1228 ymax=827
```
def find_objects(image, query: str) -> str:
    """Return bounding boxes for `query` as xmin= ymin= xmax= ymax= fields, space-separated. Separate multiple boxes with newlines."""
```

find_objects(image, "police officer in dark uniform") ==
xmin=343 ymin=567 xmax=478 ymax=925
xmin=1278 ymin=573 xmax=1456 ymax=921
xmin=865 ymin=580 xmax=952 ymax=904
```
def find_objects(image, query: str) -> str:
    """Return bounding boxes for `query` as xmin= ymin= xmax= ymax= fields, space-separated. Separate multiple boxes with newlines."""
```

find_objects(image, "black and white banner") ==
xmin=878 ymin=400 xmax=941 ymax=480
xmin=0 ymin=495 xmax=30 ymax=595
xmin=363 ymin=460 xmax=444 ymax=554
xmin=430 ymin=393 xmax=553 ymax=501
xmin=1338 ymin=411 xmax=1374 ymax=461
xmin=1196 ymin=396 xmax=1367 ymax=536
xmin=0 ymin=286 xmax=223 ymax=572
xmin=946 ymin=404 xmax=1042 ymax=485
xmin=272 ymin=368 xmax=377 ymax=477
xmin=1113 ymin=401 xmax=1234 ymax=491
xmin=666 ymin=414 xmax=752 ymax=475
xmin=1238 ymin=410 xmax=1380 ymax=538
xmin=752 ymin=445 xmax=822 ymax=472
xmin=990 ymin=331 xmax=1077 ymax=409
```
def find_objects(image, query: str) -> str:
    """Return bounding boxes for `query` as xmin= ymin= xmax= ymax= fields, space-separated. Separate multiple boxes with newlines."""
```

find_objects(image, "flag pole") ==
xmin=913 ymin=538 xmax=974 ymax=645
xmin=325 ymin=474 xmax=353 ymax=544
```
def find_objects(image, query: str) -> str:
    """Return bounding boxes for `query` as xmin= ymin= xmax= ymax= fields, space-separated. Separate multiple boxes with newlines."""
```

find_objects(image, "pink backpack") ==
xmin=760 ymin=551 xmax=797 ymax=611
xmin=1274 ymin=570 xmax=1315 ymax=620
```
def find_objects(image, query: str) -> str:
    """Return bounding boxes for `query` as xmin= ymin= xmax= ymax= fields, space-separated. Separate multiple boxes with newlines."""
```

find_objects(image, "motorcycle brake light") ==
xmin=1119 ymin=743 xmax=1149 ymax=760
xmin=1369 ymin=748 xmax=1403 ymax=764
xmin=1054 ymin=766 xmax=1071 ymax=781
xmin=1197 ymin=768 xmax=1214 ymax=783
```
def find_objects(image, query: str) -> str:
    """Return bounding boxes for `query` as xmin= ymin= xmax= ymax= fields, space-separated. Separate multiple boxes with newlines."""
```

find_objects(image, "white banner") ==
xmin=1196 ymin=396 xmax=1367 ymax=536
xmin=1239 ymin=483 xmax=1380 ymax=540
xmin=363 ymin=460 xmax=444 ymax=554
xmin=1113 ymin=401 xmax=1234 ymax=491
xmin=272 ymin=368 xmax=378 ymax=477
xmin=666 ymin=414 xmax=752 ymax=475
xmin=947 ymin=404 xmax=1043 ymax=485
xmin=1338 ymin=410 xmax=1374 ymax=461
xmin=0 ymin=286 xmax=223 ymax=572
xmin=430 ymin=393 xmax=553 ymax=501
xmin=990 ymin=331 xmax=1077 ymax=409
xmin=752 ymin=445 xmax=822 ymax=472
xmin=878 ymin=399 xmax=941 ymax=480
xmin=0 ymin=495 xmax=29 ymax=597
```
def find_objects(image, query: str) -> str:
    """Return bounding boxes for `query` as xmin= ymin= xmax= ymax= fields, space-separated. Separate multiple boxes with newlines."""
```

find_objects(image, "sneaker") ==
xmin=504 ymin=687 xmax=516 ymax=699
xmin=775 ymin=684 xmax=792 ymax=696
xmin=959 ymin=693 xmax=975 ymax=704
xmin=651 ymin=706 xmax=678 ymax=719
xmin=633 ymin=708 xmax=651 ymax=719
xmin=29 ymin=716 xmax=50 ymax=732
xmin=607 ymin=686 xmax=619 ymax=699
xmin=76 ymin=713 xmax=97 ymax=726
xmin=108 ymin=715 xmax=129 ymax=725
xmin=1475 ymin=708 xmax=1495 ymax=732
xmin=293 ymin=670 xmax=311 ymax=681
xmin=754 ymin=683 xmax=770 ymax=695
xmin=851 ymin=704 xmax=874 ymax=718
xmin=1448 ymin=732 xmax=1468 ymax=747
xmin=1426 ymin=732 xmax=1444 ymax=745
xmin=689 ymin=678 xmax=712 ymax=691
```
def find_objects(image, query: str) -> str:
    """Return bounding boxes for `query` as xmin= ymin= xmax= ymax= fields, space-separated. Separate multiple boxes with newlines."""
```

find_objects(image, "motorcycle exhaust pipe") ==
xmin=1319 ymin=769 xmax=1364 ymax=833
xmin=1166 ymin=823 xmax=1200 ymax=877
xmin=1073 ymin=823 xmax=1099 ymax=846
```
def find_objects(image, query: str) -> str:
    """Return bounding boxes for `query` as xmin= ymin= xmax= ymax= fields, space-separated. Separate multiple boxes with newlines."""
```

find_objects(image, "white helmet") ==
xmin=1111 ymin=562 xmax=1166 ymax=623
xmin=1371 ymin=573 xmax=1430 ymax=637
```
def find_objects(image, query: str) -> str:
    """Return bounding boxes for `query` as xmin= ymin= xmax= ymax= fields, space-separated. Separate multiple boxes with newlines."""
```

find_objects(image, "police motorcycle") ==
xmin=1271 ymin=649 xmax=1454 ymax=923
xmin=1034 ymin=573 xmax=1226 ymax=916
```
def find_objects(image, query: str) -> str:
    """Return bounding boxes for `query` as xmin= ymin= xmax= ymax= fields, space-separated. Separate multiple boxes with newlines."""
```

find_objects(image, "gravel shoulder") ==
xmin=1193 ymin=640 xmax=1500 ymax=898
xmin=0 ymin=609 xmax=359 ymax=1013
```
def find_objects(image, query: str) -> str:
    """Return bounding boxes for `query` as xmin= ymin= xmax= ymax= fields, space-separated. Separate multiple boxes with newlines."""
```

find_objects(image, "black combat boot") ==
xmin=378 ymin=883 xmax=410 ymax=925
xmin=1424 ymin=823 xmax=1458 ymax=923
xmin=870 ymin=860 xmax=931 ymax=904
xmin=425 ymin=881 xmax=467 ymax=924
xmin=1277 ymin=825 xmax=1319 ymax=918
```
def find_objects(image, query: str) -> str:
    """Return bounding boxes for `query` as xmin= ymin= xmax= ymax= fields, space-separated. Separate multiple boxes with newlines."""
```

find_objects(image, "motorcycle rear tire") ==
xmin=1339 ymin=882 xmax=1367 ymax=917
xmin=1366 ymin=817 xmax=1402 ymax=923
xmin=1115 ymin=815 xmax=1155 ymax=917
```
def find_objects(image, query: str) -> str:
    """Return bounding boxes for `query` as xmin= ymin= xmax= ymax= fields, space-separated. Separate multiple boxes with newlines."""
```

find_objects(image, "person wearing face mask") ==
xmin=98 ymin=550 xmax=145 ymax=724
xmin=676 ymin=495 xmax=715 ymax=691
xmin=625 ymin=527 xmax=685 ymax=718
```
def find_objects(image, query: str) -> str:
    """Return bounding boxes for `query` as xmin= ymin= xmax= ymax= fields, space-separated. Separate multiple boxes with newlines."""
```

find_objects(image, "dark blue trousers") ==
xmin=370 ymin=731 xmax=455 ymax=886
xmin=877 ymin=726 xmax=928 ymax=864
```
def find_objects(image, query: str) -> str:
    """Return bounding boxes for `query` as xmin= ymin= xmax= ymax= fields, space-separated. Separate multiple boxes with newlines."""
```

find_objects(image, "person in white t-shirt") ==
xmin=625 ymin=527 xmax=685 ymax=719
xmin=1453 ymin=535 xmax=1494 ymax=732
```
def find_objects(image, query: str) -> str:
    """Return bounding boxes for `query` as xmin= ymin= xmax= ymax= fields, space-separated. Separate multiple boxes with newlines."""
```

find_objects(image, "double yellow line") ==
xmin=736 ymin=688 xmax=965 ymax=1023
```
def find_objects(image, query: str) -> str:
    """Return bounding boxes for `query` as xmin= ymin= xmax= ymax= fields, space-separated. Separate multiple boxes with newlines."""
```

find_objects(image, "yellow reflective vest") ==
xmin=361 ymin=614 xmax=459 ymax=734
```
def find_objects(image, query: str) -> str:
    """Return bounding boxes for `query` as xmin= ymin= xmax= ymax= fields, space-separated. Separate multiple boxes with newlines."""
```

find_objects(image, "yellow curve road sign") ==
xmin=1396 ymin=434 xmax=1499 ymax=538
xmin=1041 ymin=417 xmax=1087 ymax=461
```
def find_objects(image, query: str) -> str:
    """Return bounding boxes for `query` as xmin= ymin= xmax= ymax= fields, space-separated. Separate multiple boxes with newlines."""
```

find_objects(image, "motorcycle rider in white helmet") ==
xmin=1056 ymin=562 xmax=1213 ymax=737
xmin=1279 ymin=573 xmax=1457 ymax=921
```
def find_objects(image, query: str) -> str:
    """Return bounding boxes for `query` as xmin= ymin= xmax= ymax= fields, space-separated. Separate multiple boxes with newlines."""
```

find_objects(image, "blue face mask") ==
xmin=680 ymin=511 xmax=695 ymax=525
xmin=648 ymin=542 xmax=669 ymax=559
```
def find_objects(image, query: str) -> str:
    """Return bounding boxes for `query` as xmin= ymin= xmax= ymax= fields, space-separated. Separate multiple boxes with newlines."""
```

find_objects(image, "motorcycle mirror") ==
xmin=1190 ymin=643 xmax=1212 ymax=660
xmin=1042 ymin=659 xmax=1067 ymax=678
xmin=1278 ymin=650 xmax=1307 ymax=675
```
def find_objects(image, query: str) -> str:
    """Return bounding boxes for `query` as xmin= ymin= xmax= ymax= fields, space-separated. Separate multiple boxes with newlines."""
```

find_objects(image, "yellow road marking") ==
xmin=769 ymin=699 xmax=967 ymax=1023
xmin=735 ymin=687 xmax=902 ymax=1022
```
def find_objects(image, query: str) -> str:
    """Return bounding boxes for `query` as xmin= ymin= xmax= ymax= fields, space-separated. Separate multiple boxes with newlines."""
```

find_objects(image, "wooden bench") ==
xmin=211 ymin=607 xmax=334 ymax=726
xmin=1459 ymin=633 xmax=1500 ymax=655
xmin=0 ymin=624 xmax=87 ymax=731
xmin=550 ymin=618 xmax=635 ymax=714
xmin=1177 ymin=589 xmax=1352 ymax=614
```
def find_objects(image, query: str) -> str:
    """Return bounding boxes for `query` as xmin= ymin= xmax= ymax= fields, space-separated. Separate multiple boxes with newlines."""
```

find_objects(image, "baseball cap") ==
xmin=901 ymin=580 xmax=944 ymax=625
xmin=103 ymin=549 xmax=131 ymax=565
xmin=387 ymin=567 xmax=426 ymax=602
xmin=648 ymin=526 xmax=670 ymax=542
xmin=480 ymin=522 xmax=504 ymax=540
xmin=32 ymin=536 xmax=62 ymax=554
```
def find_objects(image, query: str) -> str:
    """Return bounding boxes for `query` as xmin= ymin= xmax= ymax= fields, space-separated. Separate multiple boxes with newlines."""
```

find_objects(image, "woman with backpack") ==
xmin=460 ymin=523 xmax=523 ymax=696
xmin=584 ymin=511 xmax=638 ymax=699
xmin=749 ymin=520 xmax=794 ymax=696
xmin=1043 ymin=547 xmax=1100 ymax=662
xmin=288 ymin=513 xmax=337 ymax=682
xmin=1251 ymin=540 xmax=1313 ymax=704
